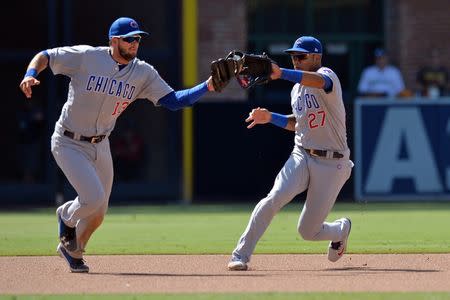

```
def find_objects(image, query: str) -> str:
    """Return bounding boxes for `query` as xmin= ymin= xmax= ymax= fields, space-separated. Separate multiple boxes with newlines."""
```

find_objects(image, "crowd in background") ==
xmin=358 ymin=48 xmax=449 ymax=100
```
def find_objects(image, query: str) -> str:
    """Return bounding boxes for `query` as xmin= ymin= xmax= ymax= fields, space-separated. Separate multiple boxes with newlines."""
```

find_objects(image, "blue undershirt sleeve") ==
xmin=280 ymin=68 xmax=303 ymax=83
xmin=158 ymin=81 xmax=209 ymax=111
xmin=280 ymin=68 xmax=333 ymax=93
xmin=270 ymin=113 xmax=288 ymax=129
xmin=42 ymin=50 xmax=49 ymax=59
xmin=322 ymin=74 xmax=333 ymax=93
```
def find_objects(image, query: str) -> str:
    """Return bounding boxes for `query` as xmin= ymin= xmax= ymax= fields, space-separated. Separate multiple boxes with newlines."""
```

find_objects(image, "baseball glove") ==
xmin=210 ymin=58 xmax=237 ymax=92
xmin=229 ymin=51 xmax=274 ymax=89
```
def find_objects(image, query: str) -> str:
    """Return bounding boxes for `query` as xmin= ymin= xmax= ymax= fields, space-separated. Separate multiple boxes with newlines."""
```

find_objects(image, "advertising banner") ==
xmin=354 ymin=99 xmax=450 ymax=201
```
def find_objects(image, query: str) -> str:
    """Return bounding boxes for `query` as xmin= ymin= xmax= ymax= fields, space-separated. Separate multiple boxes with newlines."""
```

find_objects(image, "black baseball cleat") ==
xmin=57 ymin=207 xmax=77 ymax=252
xmin=57 ymin=243 xmax=89 ymax=273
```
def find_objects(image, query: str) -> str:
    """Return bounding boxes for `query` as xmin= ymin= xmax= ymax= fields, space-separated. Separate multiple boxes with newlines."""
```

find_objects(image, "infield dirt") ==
xmin=1 ymin=254 xmax=449 ymax=294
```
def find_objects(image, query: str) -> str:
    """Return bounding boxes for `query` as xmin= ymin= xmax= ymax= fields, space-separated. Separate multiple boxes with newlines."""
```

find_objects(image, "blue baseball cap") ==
xmin=108 ymin=17 xmax=149 ymax=39
xmin=284 ymin=36 xmax=322 ymax=54
xmin=374 ymin=48 xmax=386 ymax=57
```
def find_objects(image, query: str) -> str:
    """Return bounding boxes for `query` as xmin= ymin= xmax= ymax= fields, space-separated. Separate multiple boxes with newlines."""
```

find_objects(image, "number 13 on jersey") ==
xmin=111 ymin=101 xmax=130 ymax=116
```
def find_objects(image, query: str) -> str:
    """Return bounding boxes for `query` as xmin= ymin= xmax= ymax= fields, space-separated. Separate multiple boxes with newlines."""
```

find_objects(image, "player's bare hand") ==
xmin=270 ymin=63 xmax=282 ymax=80
xmin=206 ymin=76 xmax=215 ymax=91
xmin=245 ymin=107 xmax=271 ymax=128
xmin=19 ymin=77 xmax=40 ymax=99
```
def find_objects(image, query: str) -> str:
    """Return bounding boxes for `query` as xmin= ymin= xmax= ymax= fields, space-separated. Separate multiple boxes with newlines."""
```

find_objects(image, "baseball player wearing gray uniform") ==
xmin=228 ymin=36 xmax=354 ymax=271
xmin=19 ymin=17 xmax=217 ymax=273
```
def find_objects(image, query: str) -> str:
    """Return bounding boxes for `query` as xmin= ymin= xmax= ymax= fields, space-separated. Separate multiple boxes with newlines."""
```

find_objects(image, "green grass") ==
xmin=1 ymin=293 xmax=450 ymax=300
xmin=1 ymin=203 xmax=450 ymax=256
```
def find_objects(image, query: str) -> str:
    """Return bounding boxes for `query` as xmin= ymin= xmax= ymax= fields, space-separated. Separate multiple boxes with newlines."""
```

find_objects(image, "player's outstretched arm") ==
xmin=19 ymin=51 xmax=49 ymax=99
xmin=246 ymin=107 xmax=295 ymax=131
xmin=271 ymin=64 xmax=331 ymax=90
xmin=157 ymin=76 xmax=217 ymax=111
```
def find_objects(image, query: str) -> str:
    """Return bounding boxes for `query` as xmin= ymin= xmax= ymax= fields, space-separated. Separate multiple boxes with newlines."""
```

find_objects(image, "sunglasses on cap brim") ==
xmin=120 ymin=36 xmax=142 ymax=43
xmin=290 ymin=53 xmax=309 ymax=60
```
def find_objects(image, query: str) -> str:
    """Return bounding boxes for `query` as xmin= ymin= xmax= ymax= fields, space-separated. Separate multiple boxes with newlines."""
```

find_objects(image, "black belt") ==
xmin=304 ymin=148 xmax=343 ymax=159
xmin=63 ymin=130 xmax=106 ymax=144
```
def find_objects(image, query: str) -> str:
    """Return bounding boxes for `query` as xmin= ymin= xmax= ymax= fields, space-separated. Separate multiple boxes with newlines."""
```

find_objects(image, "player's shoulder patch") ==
xmin=319 ymin=67 xmax=338 ymax=80
xmin=319 ymin=67 xmax=334 ymax=74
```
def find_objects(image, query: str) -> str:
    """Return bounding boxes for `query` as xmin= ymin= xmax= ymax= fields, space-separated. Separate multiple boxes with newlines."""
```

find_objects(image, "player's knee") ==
xmin=85 ymin=188 xmax=107 ymax=210
xmin=297 ymin=224 xmax=318 ymax=241
xmin=91 ymin=213 xmax=105 ymax=228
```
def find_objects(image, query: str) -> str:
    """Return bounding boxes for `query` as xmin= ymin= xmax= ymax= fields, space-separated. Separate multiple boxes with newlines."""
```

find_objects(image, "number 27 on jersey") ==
xmin=294 ymin=93 xmax=327 ymax=129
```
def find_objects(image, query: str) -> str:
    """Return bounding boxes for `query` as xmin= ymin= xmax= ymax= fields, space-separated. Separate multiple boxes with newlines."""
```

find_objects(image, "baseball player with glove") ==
xmin=227 ymin=36 xmax=354 ymax=271
xmin=210 ymin=50 xmax=274 ymax=90
xmin=19 ymin=17 xmax=231 ymax=273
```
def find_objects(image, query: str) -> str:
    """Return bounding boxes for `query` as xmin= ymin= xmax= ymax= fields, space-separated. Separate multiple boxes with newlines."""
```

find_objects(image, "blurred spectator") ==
xmin=17 ymin=100 xmax=45 ymax=183
xmin=357 ymin=48 xmax=406 ymax=98
xmin=111 ymin=123 xmax=146 ymax=182
xmin=417 ymin=50 xmax=449 ymax=98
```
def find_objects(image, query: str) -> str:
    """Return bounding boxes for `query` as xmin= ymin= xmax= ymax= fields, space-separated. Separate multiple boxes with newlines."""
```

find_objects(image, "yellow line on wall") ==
xmin=183 ymin=0 xmax=198 ymax=86
xmin=182 ymin=0 xmax=197 ymax=203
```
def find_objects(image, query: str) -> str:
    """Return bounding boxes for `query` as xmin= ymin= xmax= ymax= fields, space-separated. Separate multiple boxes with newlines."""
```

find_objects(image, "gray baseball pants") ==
xmin=231 ymin=146 xmax=353 ymax=263
xmin=51 ymin=130 xmax=113 ymax=258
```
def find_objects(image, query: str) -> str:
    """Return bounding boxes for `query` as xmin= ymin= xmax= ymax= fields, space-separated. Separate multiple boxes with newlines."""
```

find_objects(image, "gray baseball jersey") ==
xmin=231 ymin=66 xmax=353 ymax=265
xmin=49 ymin=45 xmax=173 ymax=258
xmin=47 ymin=45 xmax=173 ymax=137
xmin=291 ymin=67 xmax=348 ymax=153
